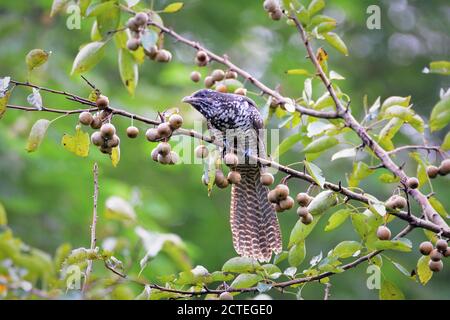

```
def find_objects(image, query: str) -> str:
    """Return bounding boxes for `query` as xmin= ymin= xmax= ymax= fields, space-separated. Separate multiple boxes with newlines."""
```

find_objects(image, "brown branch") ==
xmin=289 ymin=14 xmax=450 ymax=233
xmin=387 ymin=145 xmax=442 ymax=155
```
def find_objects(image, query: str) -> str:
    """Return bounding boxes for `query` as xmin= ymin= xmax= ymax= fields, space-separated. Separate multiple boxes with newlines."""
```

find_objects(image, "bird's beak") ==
xmin=182 ymin=95 xmax=194 ymax=104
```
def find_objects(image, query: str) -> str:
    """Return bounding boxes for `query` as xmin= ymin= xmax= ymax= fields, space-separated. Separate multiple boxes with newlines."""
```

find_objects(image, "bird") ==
xmin=182 ymin=89 xmax=282 ymax=262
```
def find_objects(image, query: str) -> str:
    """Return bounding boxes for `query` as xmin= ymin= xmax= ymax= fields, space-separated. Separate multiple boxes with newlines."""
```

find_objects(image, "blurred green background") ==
xmin=0 ymin=0 xmax=449 ymax=299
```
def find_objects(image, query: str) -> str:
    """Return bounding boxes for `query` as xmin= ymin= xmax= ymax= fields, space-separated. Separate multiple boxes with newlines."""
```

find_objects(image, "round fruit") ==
xmin=126 ymin=126 xmax=139 ymax=138
xmin=267 ymin=190 xmax=278 ymax=203
xmin=297 ymin=207 xmax=309 ymax=218
xmin=436 ymin=239 xmax=448 ymax=252
xmin=376 ymin=226 xmax=391 ymax=241
xmin=157 ymin=122 xmax=172 ymax=138
xmin=190 ymin=71 xmax=201 ymax=83
xmin=99 ymin=145 xmax=112 ymax=155
xmin=296 ymin=193 xmax=311 ymax=207
xmin=234 ymin=88 xmax=247 ymax=96
xmin=274 ymin=203 xmax=283 ymax=213
xmin=151 ymin=148 xmax=159 ymax=161
xmin=169 ymin=151 xmax=179 ymax=165
xmin=211 ymin=69 xmax=225 ymax=82
xmin=158 ymin=142 xmax=171 ymax=156
xmin=226 ymin=70 xmax=238 ymax=79
xmin=146 ymin=128 xmax=160 ymax=142
xmin=263 ymin=0 xmax=278 ymax=12
xmin=427 ymin=165 xmax=439 ymax=179
xmin=219 ymin=292 xmax=233 ymax=300
xmin=157 ymin=154 xmax=172 ymax=165
xmin=279 ymin=196 xmax=294 ymax=210
xmin=215 ymin=170 xmax=226 ymax=185
xmin=406 ymin=177 xmax=419 ymax=189
xmin=269 ymin=9 xmax=282 ymax=20
xmin=274 ymin=184 xmax=289 ymax=201
xmin=204 ymin=76 xmax=215 ymax=88
xmin=144 ymin=45 xmax=158 ymax=60
xmin=126 ymin=18 xmax=139 ymax=32
xmin=78 ymin=112 xmax=93 ymax=125
xmin=134 ymin=12 xmax=148 ymax=26
xmin=419 ymin=241 xmax=433 ymax=256
xmin=155 ymin=49 xmax=172 ymax=63
xmin=195 ymin=145 xmax=209 ymax=159
xmin=439 ymin=159 xmax=450 ymax=176
xmin=96 ymin=95 xmax=109 ymax=109
xmin=216 ymin=84 xmax=228 ymax=93
xmin=196 ymin=50 xmax=208 ymax=62
xmin=394 ymin=196 xmax=407 ymax=209
xmin=260 ymin=172 xmax=274 ymax=186
xmin=91 ymin=131 xmax=103 ymax=147
xmin=227 ymin=171 xmax=241 ymax=184
xmin=444 ymin=247 xmax=450 ymax=258
xmin=224 ymin=153 xmax=239 ymax=167
xmin=429 ymin=259 xmax=443 ymax=272
xmin=106 ymin=135 xmax=120 ymax=148
xmin=90 ymin=116 xmax=102 ymax=129
xmin=100 ymin=123 xmax=116 ymax=139
xmin=430 ymin=249 xmax=443 ymax=262
xmin=216 ymin=177 xmax=229 ymax=189
xmin=126 ymin=38 xmax=140 ymax=51
xmin=301 ymin=213 xmax=314 ymax=225
xmin=169 ymin=114 xmax=183 ymax=130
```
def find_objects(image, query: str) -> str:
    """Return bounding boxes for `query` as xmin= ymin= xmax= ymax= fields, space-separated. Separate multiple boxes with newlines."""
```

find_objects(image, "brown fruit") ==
xmin=406 ymin=177 xmax=419 ymax=189
xmin=234 ymin=88 xmax=247 ymax=96
xmin=216 ymin=177 xmax=229 ymax=189
xmin=268 ymin=190 xmax=278 ymax=203
xmin=263 ymin=0 xmax=278 ymax=12
xmin=195 ymin=57 xmax=208 ymax=67
xmin=439 ymin=159 xmax=450 ymax=176
xmin=394 ymin=196 xmax=407 ymax=209
xmin=430 ymin=249 xmax=443 ymax=262
xmin=274 ymin=184 xmax=289 ymax=201
xmin=427 ymin=165 xmax=439 ymax=179
xmin=126 ymin=126 xmax=139 ymax=138
xmin=144 ymin=45 xmax=158 ymax=60
xmin=134 ymin=12 xmax=148 ymax=26
xmin=260 ymin=172 xmax=274 ymax=186
xmin=158 ymin=142 xmax=171 ymax=156
xmin=227 ymin=171 xmax=241 ymax=184
xmin=126 ymin=18 xmax=139 ymax=32
xmin=100 ymin=123 xmax=116 ymax=139
xmin=155 ymin=49 xmax=172 ymax=63
xmin=96 ymin=95 xmax=109 ymax=109
xmin=211 ymin=69 xmax=225 ymax=82
xmin=376 ymin=226 xmax=391 ymax=241
xmin=219 ymin=292 xmax=233 ymax=300
xmin=99 ymin=145 xmax=112 ymax=155
xmin=216 ymin=84 xmax=228 ymax=93
xmin=157 ymin=153 xmax=172 ymax=165
xmin=195 ymin=145 xmax=209 ymax=159
xmin=169 ymin=151 xmax=179 ymax=165
xmin=157 ymin=122 xmax=172 ymax=138
xmin=106 ymin=135 xmax=120 ymax=148
xmin=204 ymin=76 xmax=215 ymax=88
xmin=297 ymin=206 xmax=309 ymax=218
xmin=146 ymin=128 xmax=160 ymax=142
xmin=274 ymin=203 xmax=284 ymax=213
xmin=169 ymin=114 xmax=183 ymax=130
xmin=79 ymin=111 xmax=93 ymax=126
xmin=225 ymin=70 xmax=238 ymax=79
xmin=419 ymin=241 xmax=433 ymax=256
xmin=269 ymin=9 xmax=282 ymax=20
xmin=436 ymin=239 xmax=448 ymax=252
xmin=190 ymin=71 xmax=201 ymax=83
xmin=90 ymin=116 xmax=102 ymax=129
xmin=126 ymin=38 xmax=140 ymax=51
xmin=444 ymin=247 xmax=450 ymax=258
xmin=151 ymin=148 xmax=159 ymax=162
xmin=196 ymin=50 xmax=208 ymax=62
xmin=215 ymin=170 xmax=226 ymax=185
xmin=296 ymin=193 xmax=311 ymax=207
xmin=224 ymin=153 xmax=239 ymax=167
xmin=429 ymin=259 xmax=443 ymax=272
xmin=301 ymin=213 xmax=314 ymax=225
xmin=279 ymin=196 xmax=294 ymax=210
xmin=91 ymin=131 xmax=104 ymax=147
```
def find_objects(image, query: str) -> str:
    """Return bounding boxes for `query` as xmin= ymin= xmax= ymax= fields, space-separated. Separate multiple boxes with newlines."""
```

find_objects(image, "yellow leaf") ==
xmin=111 ymin=146 xmax=120 ymax=167
xmin=61 ymin=126 xmax=90 ymax=157
xmin=26 ymin=119 xmax=51 ymax=152
xmin=163 ymin=2 xmax=184 ymax=13
xmin=0 ymin=202 xmax=7 ymax=226
xmin=26 ymin=49 xmax=50 ymax=71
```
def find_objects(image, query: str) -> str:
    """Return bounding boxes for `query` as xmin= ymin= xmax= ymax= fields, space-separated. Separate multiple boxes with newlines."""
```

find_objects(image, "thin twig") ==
xmin=323 ymin=283 xmax=331 ymax=300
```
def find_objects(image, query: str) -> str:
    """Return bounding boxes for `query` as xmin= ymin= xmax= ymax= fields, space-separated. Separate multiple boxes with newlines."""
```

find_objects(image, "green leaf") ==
xmin=409 ymin=114 xmax=424 ymax=133
xmin=372 ymin=238 xmax=412 ymax=252
xmin=307 ymin=190 xmax=337 ymax=215
xmin=61 ymin=126 xmax=90 ymax=157
xmin=306 ymin=121 xmax=335 ymax=137
xmin=329 ymin=70 xmax=345 ymax=80
xmin=229 ymin=273 xmax=262 ymax=290
xmin=289 ymin=214 xmax=322 ymax=247
xmin=332 ymin=241 xmax=361 ymax=259
xmin=286 ymin=69 xmax=310 ymax=76
xmin=429 ymin=196 xmax=448 ymax=219
xmin=442 ymin=132 xmax=450 ymax=151
xmin=0 ymin=86 xmax=12 ymax=119
xmin=331 ymin=147 xmax=355 ymax=161
xmin=222 ymin=256 xmax=260 ymax=273
xmin=308 ymin=0 xmax=325 ymax=16
xmin=96 ymin=1 xmax=120 ymax=38
xmin=316 ymin=21 xmax=337 ymax=33
xmin=379 ymin=280 xmax=405 ymax=300
xmin=0 ymin=202 xmax=7 ymax=226
xmin=163 ymin=2 xmax=184 ymax=13
xmin=351 ymin=212 xmax=370 ymax=241
xmin=304 ymin=160 xmax=326 ymax=188
xmin=273 ymin=133 xmax=303 ymax=158
xmin=26 ymin=119 xmax=51 ymax=152
xmin=90 ymin=21 xmax=102 ymax=41
xmin=303 ymin=136 xmax=338 ymax=154
xmin=430 ymin=95 xmax=450 ymax=132
xmin=26 ymin=49 xmax=50 ymax=71
xmin=50 ymin=0 xmax=71 ymax=17
xmin=384 ymin=105 xmax=414 ymax=122
xmin=324 ymin=209 xmax=350 ymax=231
xmin=390 ymin=261 xmax=411 ymax=278
xmin=118 ymin=49 xmax=138 ymax=95
xmin=423 ymin=60 xmax=450 ymax=75
xmin=417 ymin=256 xmax=432 ymax=285
xmin=86 ymin=0 xmax=116 ymax=17
xmin=314 ymin=92 xmax=334 ymax=110
xmin=71 ymin=41 xmax=106 ymax=75
xmin=106 ymin=196 xmax=136 ymax=222
xmin=381 ymin=96 xmax=410 ymax=111
xmin=323 ymin=32 xmax=348 ymax=56
xmin=288 ymin=241 xmax=306 ymax=267
xmin=348 ymin=162 xmax=373 ymax=187
xmin=379 ymin=173 xmax=400 ymax=184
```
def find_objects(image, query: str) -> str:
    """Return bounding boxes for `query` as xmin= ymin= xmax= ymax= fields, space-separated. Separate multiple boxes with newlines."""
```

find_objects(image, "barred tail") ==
xmin=230 ymin=165 xmax=282 ymax=262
